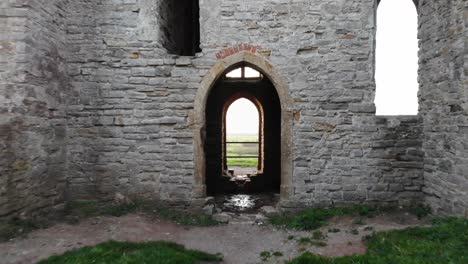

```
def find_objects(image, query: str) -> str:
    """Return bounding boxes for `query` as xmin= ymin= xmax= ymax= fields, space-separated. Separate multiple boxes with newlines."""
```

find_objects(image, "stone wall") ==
xmin=0 ymin=0 xmax=70 ymax=217
xmin=65 ymin=0 xmax=204 ymax=203
xmin=63 ymin=0 xmax=426 ymax=208
xmin=0 ymin=0 xmax=465 ymax=218
xmin=419 ymin=0 xmax=468 ymax=215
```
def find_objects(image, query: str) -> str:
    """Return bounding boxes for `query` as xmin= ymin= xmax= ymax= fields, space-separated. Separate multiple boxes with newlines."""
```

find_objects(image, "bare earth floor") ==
xmin=0 ymin=212 xmax=427 ymax=264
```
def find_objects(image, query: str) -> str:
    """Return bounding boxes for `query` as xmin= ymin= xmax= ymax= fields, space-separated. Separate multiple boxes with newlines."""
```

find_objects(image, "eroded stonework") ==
xmin=0 ymin=0 xmax=466 ymax=218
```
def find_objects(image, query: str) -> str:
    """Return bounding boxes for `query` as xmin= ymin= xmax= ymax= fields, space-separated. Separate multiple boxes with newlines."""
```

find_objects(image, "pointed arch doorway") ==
xmin=193 ymin=52 xmax=294 ymax=201
xmin=205 ymin=65 xmax=281 ymax=194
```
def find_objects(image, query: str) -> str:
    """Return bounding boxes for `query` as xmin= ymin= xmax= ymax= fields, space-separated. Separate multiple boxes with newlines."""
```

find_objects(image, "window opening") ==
xmin=159 ymin=0 xmax=201 ymax=56
xmin=375 ymin=0 xmax=419 ymax=115
xmin=225 ymin=66 xmax=262 ymax=80
xmin=225 ymin=98 xmax=261 ymax=175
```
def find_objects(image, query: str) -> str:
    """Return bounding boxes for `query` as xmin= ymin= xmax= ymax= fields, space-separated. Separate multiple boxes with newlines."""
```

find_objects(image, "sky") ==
xmin=227 ymin=0 xmax=419 ymax=134
xmin=226 ymin=98 xmax=259 ymax=135
xmin=375 ymin=0 xmax=419 ymax=115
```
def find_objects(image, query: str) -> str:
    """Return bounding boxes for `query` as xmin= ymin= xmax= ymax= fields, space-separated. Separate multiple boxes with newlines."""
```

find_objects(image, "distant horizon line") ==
xmin=227 ymin=133 xmax=259 ymax=135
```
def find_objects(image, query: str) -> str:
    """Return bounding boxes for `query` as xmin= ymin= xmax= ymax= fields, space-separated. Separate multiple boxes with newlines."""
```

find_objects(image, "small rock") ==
xmin=213 ymin=213 xmax=231 ymax=223
xmin=255 ymin=214 xmax=268 ymax=221
xmin=204 ymin=196 xmax=215 ymax=205
xmin=114 ymin=192 xmax=130 ymax=205
xmin=260 ymin=206 xmax=278 ymax=216
xmin=202 ymin=204 xmax=215 ymax=215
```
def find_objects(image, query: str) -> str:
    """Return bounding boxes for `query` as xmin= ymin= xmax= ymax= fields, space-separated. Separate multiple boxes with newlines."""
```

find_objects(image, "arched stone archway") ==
xmin=193 ymin=51 xmax=294 ymax=202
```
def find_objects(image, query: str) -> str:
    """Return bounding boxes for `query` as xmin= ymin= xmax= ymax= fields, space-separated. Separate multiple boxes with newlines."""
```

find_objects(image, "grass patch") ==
xmin=298 ymin=237 xmax=327 ymax=247
xmin=65 ymin=201 xmax=139 ymax=218
xmin=2 ymin=200 xmax=221 ymax=241
xmin=227 ymin=134 xmax=258 ymax=142
xmin=66 ymin=200 xmax=220 ymax=227
xmin=409 ymin=203 xmax=432 ymax=219
xmin=39 ymin=240 xmax=222 ymax=264
xmin=260 ymin=251 xmax=271 ymax=261
xmin=312 ymin=230 xmax=325 ymax=240
xmin=287 ymin=217 xmax=468 ymax=264
xmin=226 ymin=134 xmax=259 ymax=168
xmin=269 ymin=205 xmax=389 ymax=231
xmin=154 ymin=206 xmax=220 ymax=227
xmin=226 ymin=157 xmax=258 ymax=168
xmin=0 ymin=218 xmax=48 ymax=242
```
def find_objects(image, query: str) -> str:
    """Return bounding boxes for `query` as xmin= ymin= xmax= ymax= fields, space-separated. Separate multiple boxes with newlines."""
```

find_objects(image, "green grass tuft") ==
xmin=409 ymin=203 xmax=432 ymax=219
xmin=154 ymin=206 xmax=220 ymax=227
xmin=269 ymin=205 xmax=381 ymax=231
xmin=269 ymin=205 xmax=399 ymax=231
xmin=226 ymin=134 xmax=259 ymax=168
xmin=260 ymin=251 xmax=271 ymax=261
xmin=66 ymin=200 xmax=220 ymax=227
xmin=0 ymin=218 xmax=48 ymax=242
xmin=39 ymin=240 xmax=223 ymax=264
xmin=287 ymin=217 xmax=468 ymax=264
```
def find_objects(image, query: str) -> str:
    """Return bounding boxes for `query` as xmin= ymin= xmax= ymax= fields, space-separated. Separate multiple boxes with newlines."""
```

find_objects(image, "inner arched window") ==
xmin=225 ymin=98 xmax=261 ymax=173
xmin=375 ymin=0 xmax=419 ymax=115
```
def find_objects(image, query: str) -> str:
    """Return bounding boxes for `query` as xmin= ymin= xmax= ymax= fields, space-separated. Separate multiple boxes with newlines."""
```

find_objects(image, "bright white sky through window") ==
xmin=227 ymin=98 xmax=259 ymax=135
xmin=375 ymin=0 xmax=419 ymax=115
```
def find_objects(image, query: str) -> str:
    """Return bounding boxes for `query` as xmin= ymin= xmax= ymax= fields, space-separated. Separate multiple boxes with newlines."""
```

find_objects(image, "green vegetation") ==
xmin=260 ymin=250 xmax=284 ymax=261
xmin=227 ymin=134 xmax=259 ymax=142
xmin=66 ymin=200 xmax=220 ymax=227
xmin=226 ymin=157 xmax=258 ymax=168
xmin=269 ymin=205 xmax=390 ymax=231
xmin=226 ymin=134 xmax=259 ymax=168
xmin=353 ymin=217 xmax=365 ymax=225
xmin=0 ymin=217 xmax=48 ymax=242
xmin=409 ymin=203 xmax=432 ymax=219
xmin=312 ymin=230 xmax=325 ymax=240
xmin=155 ymin=206 xmax=220 ymax=227
xmin=298 ymin=237 xmax=327 ymax=247
xmin=39 ymin=241 xmax=223 ymax=264
xmin=1 ymin=200 xmax=221 ymax=242
xmin=65 ymin=201 xmax=140 ymax=218
xmin=287 ymin=217 xmax=468 ymax=264
xmin=260 ymin=251 xmax=271 ymax=261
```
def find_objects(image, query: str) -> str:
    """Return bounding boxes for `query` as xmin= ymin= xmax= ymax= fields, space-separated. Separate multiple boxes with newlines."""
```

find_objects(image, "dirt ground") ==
xmin=0 ymin=210 xmax=427 ymax=264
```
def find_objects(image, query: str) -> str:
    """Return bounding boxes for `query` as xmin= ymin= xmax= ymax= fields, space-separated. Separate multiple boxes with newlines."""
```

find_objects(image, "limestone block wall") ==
xmin=0 ymin=0 xmax=70 ymax=217
xmin=200 ymin=0 xmax=425 ymax=207
xmin=419 ymin=0 xmax=468 ymax=215
xmin=0 ymin=0 xmax=465 ymax=218
xmin=65 ymin=0 xmax=206 ymax=203
xmin=64 ymin=0 xmax=425 ymax=207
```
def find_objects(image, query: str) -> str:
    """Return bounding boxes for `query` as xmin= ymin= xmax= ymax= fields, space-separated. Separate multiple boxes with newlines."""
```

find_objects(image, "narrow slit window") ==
xmin=225 ymin=98 xmax=260 ymax=172
xmin=375 ymin=0 xmax=419 ymax=115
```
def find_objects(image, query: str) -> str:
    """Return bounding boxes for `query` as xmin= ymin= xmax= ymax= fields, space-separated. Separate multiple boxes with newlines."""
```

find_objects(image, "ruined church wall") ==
xmin=64 ymin=0 xmax=424 ymax=207
xmin=419 ymin=0 xmax=468 ymax=216
xmin=0 ymin=0 xmax=70 ymax=217
xmin=65 ymin=0 xmax=204 ymax=203
xmin=200 ymin=0 xmax=425 ymax=206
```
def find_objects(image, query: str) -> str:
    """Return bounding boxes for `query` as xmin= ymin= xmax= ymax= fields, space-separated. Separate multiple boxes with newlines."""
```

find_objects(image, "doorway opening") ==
xmin=225 ymin=98 xmax=262 ymax=175
xmin=205 ymin=64 xmax=281 ymax=196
